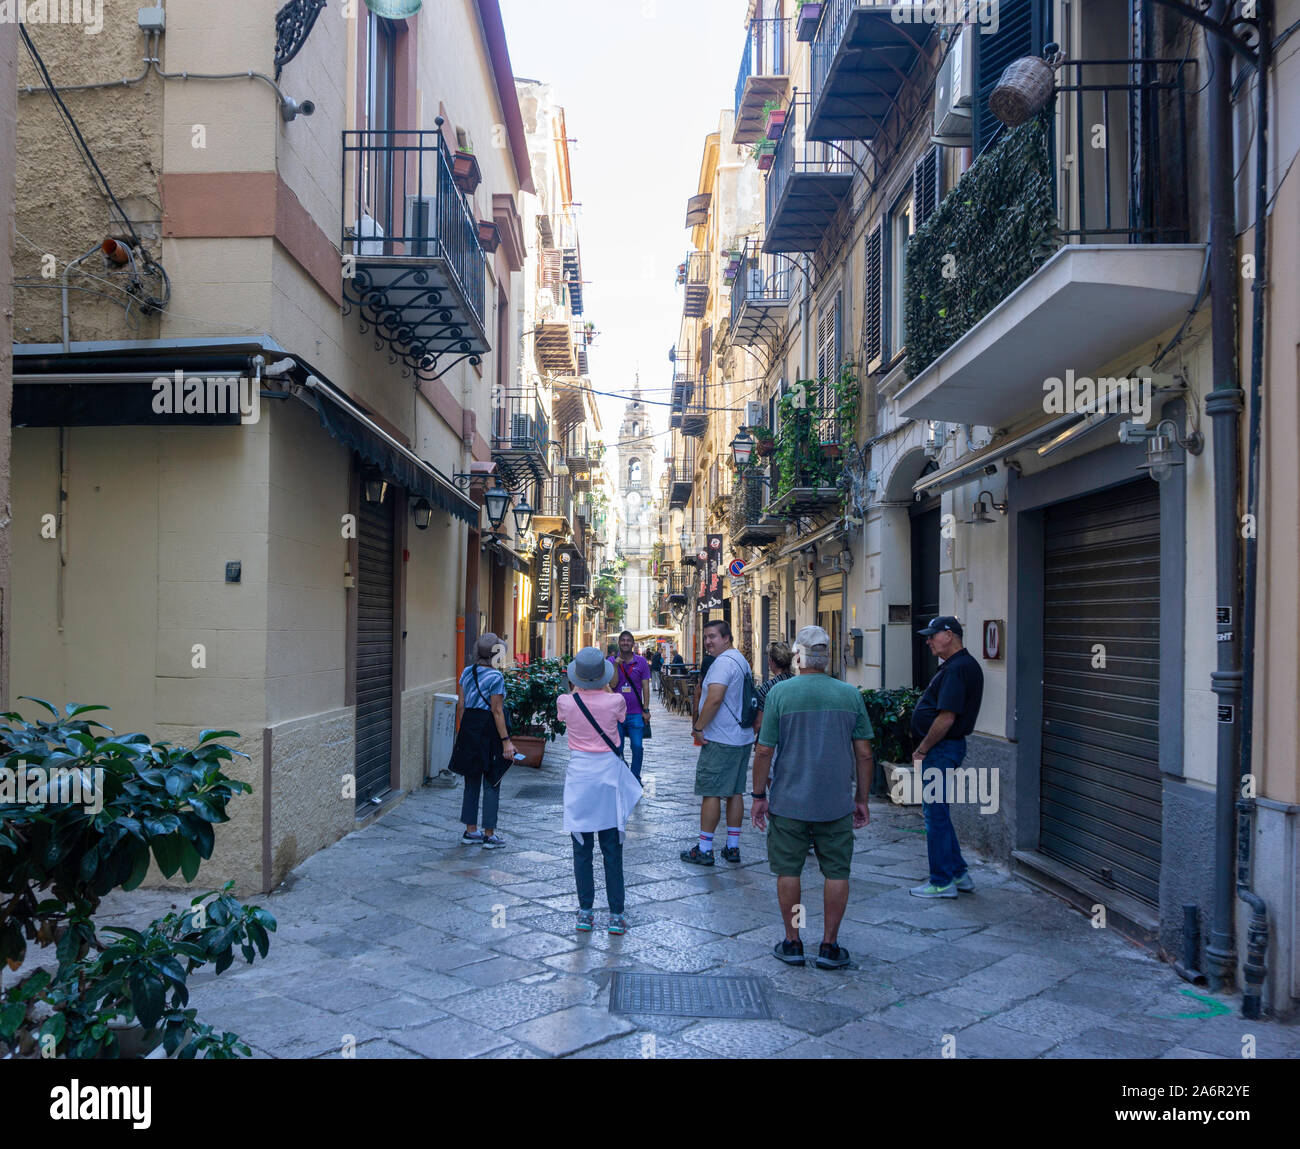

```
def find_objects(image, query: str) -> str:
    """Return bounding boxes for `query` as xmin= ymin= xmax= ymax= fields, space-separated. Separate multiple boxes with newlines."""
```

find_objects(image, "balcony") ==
xmin=730 ymin=472 xmax=784 ymax=547
xmin=565 ymin=429 xmax=594 ymax=492
xmin=490 ymin=389 xmax=550 ymax=489
xmin=534 ymin=476 xmax=574 ymax=536
xmin=807 ymin=0 xmax=930 ymax=142
xmin=669 ymin=353 xmax=696 ymax=429
xmin=666 ymin=441 xmax=696 ymax=510
xmin=535 ymin=315 xmax=577 ymax=376
xmin=763 ymin=93 xmax=852 ymax=254
xmin=730 ymin=236 xmax=792 ymax=349
xmin=765 ymin=411 xmax=845 ymax=519
xmin=734 ymin=16 xmax=791 ymax=145
xmin=681 ymin=387 xmax=709 ymax=439
xmin=681 ymin=251 xmax=710 ymax=319
xmin=342 ymin=128 xmax=487 ymax=376
xmin=896 ymin=59 xmax=1202 ymax=428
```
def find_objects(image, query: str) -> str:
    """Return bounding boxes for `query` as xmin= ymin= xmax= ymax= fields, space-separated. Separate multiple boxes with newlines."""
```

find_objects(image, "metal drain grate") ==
xmin=514 ymin=784 xmax=566 ymax=801
xmin=608 ymin=972 xmax=771 ymax=1019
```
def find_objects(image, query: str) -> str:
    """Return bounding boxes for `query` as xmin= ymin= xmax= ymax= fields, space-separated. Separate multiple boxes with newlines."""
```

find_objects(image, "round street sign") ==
xmin=728 ymin=559 xmax=746 ymax=577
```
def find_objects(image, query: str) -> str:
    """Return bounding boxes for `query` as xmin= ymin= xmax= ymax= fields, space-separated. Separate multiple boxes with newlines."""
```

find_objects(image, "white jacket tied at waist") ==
xmin=563 ymin=749 xmax=643 ymax=843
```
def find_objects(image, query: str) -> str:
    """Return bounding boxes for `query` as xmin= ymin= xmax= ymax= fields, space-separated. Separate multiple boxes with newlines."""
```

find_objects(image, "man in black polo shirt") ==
xmin=908 ymin=616 xmax=984 ymax=899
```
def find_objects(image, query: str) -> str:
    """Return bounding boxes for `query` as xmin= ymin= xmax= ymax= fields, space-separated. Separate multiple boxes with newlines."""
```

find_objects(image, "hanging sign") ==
xmin=698 ymin=534 xmax=723 ymax=612
xmin=534 ymin=534 xmax=557 ymax=620
xmin=558 ymin=548 xmax=573 ymax=620
xmin=728 ymin=559 xmax=746 ymax=577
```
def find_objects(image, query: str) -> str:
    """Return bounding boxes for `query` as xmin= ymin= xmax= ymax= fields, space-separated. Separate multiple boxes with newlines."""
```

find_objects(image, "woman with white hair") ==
xmin=557 ymin=647 xmax=644 ymax=934
xmin=448 ymin=632 xmax=516 ymax=849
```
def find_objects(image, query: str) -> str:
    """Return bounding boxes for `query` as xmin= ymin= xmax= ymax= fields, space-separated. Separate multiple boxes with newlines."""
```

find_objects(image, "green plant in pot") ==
xmin=860 ymin=687 xmax=922 ymax=796
xmin=503 ymin=660 xmax=569 ymax=767
xmin=0 ymin=700 xmax=275 ymax=1059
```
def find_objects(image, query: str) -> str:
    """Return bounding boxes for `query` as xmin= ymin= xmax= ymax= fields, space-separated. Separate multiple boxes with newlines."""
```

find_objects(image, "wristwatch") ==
xmin=750 ymin=790 xmax=767 ymax=800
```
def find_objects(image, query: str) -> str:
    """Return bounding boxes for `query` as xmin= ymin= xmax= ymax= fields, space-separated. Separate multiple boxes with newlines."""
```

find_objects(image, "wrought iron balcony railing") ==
xmin=767 ymin=411 xmax=845 ymax=517
xmin=537 ymin=476 xmax=574 ymax=522
xmin=734 ymin=16 xmax=791 ymax=145
xmin=490 ymin=389 xmax=550 ymax=488
xmin=730 ymin=472 xmax=784 ymax=546
xmin=764 ymin=92 xmax=852 ymax=254
xmin=730 ymin=235 xmax=792 ymax=348
xmin=904 ymin=57 xmax=1194 ymax=381
xmin=342 ymin=126 xmax=487 ymax=376
xmin=682 ymin=251 xmax=710 ymax=318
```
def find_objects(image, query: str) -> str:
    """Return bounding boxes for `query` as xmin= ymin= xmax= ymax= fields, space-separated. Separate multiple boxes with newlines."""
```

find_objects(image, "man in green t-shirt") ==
xmin=751 ymin=625 xmax=873 ymax=970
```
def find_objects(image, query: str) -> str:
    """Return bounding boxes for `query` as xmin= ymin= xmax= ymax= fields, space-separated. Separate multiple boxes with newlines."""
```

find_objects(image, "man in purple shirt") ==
xmin=609 ymin=630 xmax=651 ymax=782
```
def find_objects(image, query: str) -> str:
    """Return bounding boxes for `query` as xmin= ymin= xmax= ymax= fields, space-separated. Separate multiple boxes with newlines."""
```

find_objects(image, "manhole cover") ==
xmin=515 ymin=784 xmax=565 ymax=801
xmin=608 ymin=972 xmax=771 ymax=1019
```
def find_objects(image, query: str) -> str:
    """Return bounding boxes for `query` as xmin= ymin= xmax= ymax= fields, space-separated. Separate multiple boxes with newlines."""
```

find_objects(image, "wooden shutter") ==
xmin=864 ymin=223 xmax=883 ymax=368
xmin=913 ymin=147 xmax=940 ymax=229
xmin=355 ymin=486 xmax=397 ymax=808
xmin=816 ymin=293 xmax=842 ymax=406
xmin=973 ymin=0 xmax=1048 ymax=155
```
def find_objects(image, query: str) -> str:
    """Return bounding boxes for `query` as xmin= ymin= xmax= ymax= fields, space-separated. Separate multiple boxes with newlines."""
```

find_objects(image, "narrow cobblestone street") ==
xmin=87 ymin=706 xmax=1300 ymax=1060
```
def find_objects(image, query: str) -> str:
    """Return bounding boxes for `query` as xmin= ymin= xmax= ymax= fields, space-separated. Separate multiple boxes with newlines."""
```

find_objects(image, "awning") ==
xmin=487 ymin=537 xmax=530 ymax=573
xmin=301 ymin=376 xmax=478 ymax=525
xmin=685 ymin=193 xmax=712 ymax=229
xmin=776 ymin=518 xmax=845 ymax=559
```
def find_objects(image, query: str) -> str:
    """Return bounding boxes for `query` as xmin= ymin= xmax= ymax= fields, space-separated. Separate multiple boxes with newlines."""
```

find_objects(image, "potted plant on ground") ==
xmin=503 ymin=660 xmax=568 ymax=767
xmin=796 ymin=0 xmax=824 ymax=42
xmin=452 ymin=145 xmax=482 ymax=195
xmin=0 ymin=700 xmax=275 ymax=1058
xmin=859 ymin=687 xmax=923 ymax=799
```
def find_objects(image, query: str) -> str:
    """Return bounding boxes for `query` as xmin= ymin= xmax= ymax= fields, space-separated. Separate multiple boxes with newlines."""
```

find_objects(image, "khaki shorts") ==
xmin=767 ymin=812 xmax=854 ymax=880
xmin=694 ymin=741 xmax=753 ymax=797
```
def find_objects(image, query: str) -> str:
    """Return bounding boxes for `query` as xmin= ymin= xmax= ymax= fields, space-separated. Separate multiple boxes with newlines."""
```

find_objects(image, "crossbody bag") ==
xmin=571 ymin=694 xmax=633 ymax=767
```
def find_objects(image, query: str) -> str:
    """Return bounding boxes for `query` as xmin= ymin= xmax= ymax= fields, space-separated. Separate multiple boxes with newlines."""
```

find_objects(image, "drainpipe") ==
xmin=1203 ymin=0 xmax=1246 ymax=994
xmin=1236 ymin=7 xmax=1272 ymax=1021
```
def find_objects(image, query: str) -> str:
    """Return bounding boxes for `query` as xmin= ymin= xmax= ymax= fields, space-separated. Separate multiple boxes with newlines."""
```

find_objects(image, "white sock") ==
xmin=726 ymin=826 xmax=741 ymax=848
xmin=698 ymin=831 xmax=714 ymax=853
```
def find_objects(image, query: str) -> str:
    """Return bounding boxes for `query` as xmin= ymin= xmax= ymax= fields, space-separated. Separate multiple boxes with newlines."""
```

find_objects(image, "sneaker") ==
xmin=909 ymin=881 xmax=958 ymax=899
xmin=680 ymin=845 xmax=715 ymax=866
xmin=953 ymin=870 xmax=975 ymax=892
xmin=576 ymin=909 xmax=594 ymax=932
xmin=460 ymin=830 xmax=484 ymax=844
xmin=608 ymin=913 xmax=628 ymax=936
xmin=481 ymin=833 xmax=507 ymax=850
xmin=773 ymin=938 xmax=805 ymax=966
xmin=720 ymin=845 xmax=741 ymax=863
xmin=816 ymin=942 xmax=851 ymax=970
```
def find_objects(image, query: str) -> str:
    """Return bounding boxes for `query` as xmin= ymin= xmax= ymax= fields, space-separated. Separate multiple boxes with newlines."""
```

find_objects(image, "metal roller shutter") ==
xmin=1040 ymin=479 xmax=1161 ymax=906
xmin=355 ymin=488 xmax=397 ymax=808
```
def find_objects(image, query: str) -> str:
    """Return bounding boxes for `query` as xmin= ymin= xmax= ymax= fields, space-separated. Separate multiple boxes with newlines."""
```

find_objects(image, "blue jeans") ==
xmin=618 ymin=713 xmax=644 ymax=782
xmin=920 ymin=738 xmax=970 ymax=887
xmin=573 ymin=829 xmax=624 ymax=914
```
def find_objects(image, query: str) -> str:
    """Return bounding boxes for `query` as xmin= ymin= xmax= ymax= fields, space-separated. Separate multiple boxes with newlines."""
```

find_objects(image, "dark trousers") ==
xmin=460 ymin=771 xmax=500 ymax=830
xmin=572 ymin=829 xmax=624 ymax=914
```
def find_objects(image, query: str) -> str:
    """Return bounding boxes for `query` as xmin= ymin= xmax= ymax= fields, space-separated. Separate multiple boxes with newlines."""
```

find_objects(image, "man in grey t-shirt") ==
xmin=681 ymin=618 xmax=756 ymax=866
xmin=751 ymin=626 xmax=874 ymax=970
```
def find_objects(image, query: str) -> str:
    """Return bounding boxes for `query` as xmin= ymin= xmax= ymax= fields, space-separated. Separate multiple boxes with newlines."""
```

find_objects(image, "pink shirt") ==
xmin=558 ymin=690 xmax=626 ymax=753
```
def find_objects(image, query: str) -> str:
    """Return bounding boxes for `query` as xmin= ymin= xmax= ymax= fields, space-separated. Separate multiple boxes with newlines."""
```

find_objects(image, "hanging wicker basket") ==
xmin=989 ymin=47 xmax=1064 ymax=128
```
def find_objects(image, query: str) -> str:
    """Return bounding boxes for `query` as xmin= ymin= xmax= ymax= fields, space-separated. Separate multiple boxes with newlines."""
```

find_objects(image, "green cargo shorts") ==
xmin=693 ymin=740 xmax=753 ymax=797
xmin=767 ymin=812 xmax=854 ymax=880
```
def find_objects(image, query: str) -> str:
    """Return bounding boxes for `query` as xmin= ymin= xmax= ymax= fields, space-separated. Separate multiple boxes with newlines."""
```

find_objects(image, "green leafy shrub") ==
xmin=504 ymin=661 xmax=569 ymax=740
xmin=860 ymin=687 xmax=923 ymax=765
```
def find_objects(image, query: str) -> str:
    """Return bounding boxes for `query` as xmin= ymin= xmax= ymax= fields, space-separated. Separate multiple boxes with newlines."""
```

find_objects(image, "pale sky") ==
xmin=499 ymin=0 xmax=751 ymax=474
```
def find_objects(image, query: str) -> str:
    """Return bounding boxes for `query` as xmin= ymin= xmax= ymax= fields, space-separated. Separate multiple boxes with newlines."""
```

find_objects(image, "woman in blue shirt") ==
xmin=449 ymin=632 xmax=515 ymax=848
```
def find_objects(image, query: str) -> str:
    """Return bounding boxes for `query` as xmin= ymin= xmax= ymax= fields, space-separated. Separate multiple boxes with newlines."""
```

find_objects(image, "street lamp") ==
xmin=411 ymin=498 xmax=432 ymax=530
xmin=730 ymin=427 xmax=755 ymax=469
xmin=362 ymin=471 xmax=388 ymax=504
xmin=484 ymin=481 xmax=511 ymax=530
xmin=511 ymin=496 xmax=534 ymax=536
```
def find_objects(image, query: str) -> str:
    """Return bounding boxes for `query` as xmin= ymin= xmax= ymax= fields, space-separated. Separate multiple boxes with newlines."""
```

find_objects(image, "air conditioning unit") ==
xmin=405 ymin=195 xmax=438 ymax=257
xmin=745 ymin=401 xmax=764 ymax=428
xmin=428 ymin=693 xmax=458 ymax=779
xmin=932 ymin=26 xmax=974 ymax=146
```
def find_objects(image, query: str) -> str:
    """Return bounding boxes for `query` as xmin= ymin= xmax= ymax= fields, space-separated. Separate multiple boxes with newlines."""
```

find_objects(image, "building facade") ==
xmin=675 ymin=0 xmax=1299 ymax=1015
xmin=10 ymin=0 xmax=536 ymax=891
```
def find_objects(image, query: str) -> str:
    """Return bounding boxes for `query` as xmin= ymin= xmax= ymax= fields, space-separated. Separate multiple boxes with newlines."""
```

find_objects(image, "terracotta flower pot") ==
xmin=755 ymin=438 xmax=775 ymax=457
xmin=765 ymin=109 xmax=787 ymax=140
xmin=511 ymin=734 xmax=547 ymax=769
xmin=757 ymin=151 xmax=776 ymax=172
xmin=796 ymin=2 xmax=823 ymax=42
xmin=452 ymin=151 xmax=482 ymax=195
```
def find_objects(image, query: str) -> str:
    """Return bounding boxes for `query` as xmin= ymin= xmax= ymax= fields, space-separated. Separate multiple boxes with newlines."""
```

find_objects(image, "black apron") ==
xmin=448 ymin=707 xmax=502 ymax=779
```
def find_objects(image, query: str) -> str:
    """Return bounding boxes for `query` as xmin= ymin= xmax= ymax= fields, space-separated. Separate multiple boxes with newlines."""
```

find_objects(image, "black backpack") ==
xmin=721 ymin=649 xmax=759 ymax=728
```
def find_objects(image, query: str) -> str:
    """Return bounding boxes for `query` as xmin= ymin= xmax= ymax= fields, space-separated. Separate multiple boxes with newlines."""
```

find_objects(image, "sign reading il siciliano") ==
xmin=534 ymin=534 xmax=557 ymax=620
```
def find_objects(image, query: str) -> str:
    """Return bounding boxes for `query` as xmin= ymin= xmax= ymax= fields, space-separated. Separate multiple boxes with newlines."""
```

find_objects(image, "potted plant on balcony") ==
xmin=763 ymin=100 xmax=787 ymax=141
xmin=795 ymin=0 xmax=824 ymax=42
xmin=752 ymin=138 xmax=777 ymax=172
xmin=752 ymin=425 xmax=775 ymax=457
xmin=503 ymin=659 xmax=568 ymax=768
xmin=452 ymin=145 xmax=482 ymax=195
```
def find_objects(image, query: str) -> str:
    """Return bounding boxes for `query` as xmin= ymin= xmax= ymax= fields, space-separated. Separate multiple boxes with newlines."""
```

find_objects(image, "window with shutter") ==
xmin=816 ymin=292 xmax=842 ymax=407
xmin=972 ymin=0 xmax=1049 ymax=156
xmin=864 ymin=224 xmax=883 ymax=368
xmin=913 ymin=147 xmax=940 ymax=229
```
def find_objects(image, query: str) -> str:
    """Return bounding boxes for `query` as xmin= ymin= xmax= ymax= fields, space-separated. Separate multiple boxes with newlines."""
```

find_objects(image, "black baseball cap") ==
xmin=917 ymin=616 xmax=963 ymax=638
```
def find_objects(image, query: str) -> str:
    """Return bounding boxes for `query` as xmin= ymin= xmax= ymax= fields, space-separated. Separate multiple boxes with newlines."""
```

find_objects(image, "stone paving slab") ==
xmin=72 ymin=706 xmax=1300 ymax=1059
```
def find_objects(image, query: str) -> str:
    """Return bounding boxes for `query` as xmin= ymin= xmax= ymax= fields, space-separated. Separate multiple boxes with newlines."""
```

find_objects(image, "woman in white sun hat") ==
xmin=556 ymin=646 xmax=644 ymax=935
